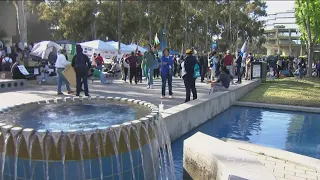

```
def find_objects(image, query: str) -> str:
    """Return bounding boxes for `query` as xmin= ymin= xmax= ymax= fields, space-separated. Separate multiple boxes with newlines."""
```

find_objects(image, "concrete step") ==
xmin=0 ymin=79 xmax=27 ymax=92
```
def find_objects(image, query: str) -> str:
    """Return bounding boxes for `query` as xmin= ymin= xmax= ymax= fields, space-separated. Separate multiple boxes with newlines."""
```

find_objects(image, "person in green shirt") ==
xmin=142 ymin=44 xmax=158 ymax=89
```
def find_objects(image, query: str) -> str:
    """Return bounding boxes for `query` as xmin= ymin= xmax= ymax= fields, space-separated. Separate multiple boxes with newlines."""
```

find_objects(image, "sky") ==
xmin=264 ymin=0 xmax=295 ymax=14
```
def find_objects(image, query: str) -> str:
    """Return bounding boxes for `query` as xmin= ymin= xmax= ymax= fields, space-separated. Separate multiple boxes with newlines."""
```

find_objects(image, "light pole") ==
xmin=118 ymin=0 xmax=122 ymax=55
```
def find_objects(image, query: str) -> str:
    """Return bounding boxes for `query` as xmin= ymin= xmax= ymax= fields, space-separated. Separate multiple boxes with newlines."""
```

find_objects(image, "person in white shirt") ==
xmin=2 ymin=54 xmax=13 ymax=71
xmin=55 ymin=49 xmax=73 ymax=95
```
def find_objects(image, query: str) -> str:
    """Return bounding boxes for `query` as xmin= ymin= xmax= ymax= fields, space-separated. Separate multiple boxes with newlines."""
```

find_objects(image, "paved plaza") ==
xmin=0 ymin=77 xmax=246 ymax=110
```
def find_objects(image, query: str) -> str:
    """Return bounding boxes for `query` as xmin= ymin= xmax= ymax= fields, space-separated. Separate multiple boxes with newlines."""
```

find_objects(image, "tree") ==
xmin=10 ymin=0 xmax=28 ymax=44
xmin=295 ymin=0 xmax=320 ymax=76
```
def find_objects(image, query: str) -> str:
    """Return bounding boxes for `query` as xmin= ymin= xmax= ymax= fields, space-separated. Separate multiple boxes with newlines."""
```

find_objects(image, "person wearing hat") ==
xmin=183 ymin=49 xmax=198 ymax=102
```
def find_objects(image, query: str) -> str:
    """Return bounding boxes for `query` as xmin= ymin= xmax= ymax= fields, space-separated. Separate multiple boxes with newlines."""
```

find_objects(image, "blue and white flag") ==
xmin=240 ymin=37 xmax=249 ymax=57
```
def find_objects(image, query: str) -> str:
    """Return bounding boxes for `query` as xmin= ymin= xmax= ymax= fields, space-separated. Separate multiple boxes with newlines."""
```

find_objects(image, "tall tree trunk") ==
xmin=14 ymin=1 xmax=28 ymax=44
xmin=307 ymin=42 xmax=313 ymax=77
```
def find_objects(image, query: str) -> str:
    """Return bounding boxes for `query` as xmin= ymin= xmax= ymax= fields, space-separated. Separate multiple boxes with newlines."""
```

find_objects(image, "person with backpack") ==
xmin=2 ymin=54 xmax=13 ymax=71
xmin=71 ymin=44 xmax=91 ymax=97
xmin=183 ymin=49 xmax=199 ymax=102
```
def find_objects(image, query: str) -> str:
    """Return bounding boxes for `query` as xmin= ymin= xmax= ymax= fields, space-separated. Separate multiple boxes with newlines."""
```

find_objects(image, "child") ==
xmin=39 ymin=61 xmax=50 ymax=84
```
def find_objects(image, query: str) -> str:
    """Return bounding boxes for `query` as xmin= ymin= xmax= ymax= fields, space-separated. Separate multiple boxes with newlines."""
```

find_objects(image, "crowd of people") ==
xmin=3 ymin=41 xmax=320 ymax=104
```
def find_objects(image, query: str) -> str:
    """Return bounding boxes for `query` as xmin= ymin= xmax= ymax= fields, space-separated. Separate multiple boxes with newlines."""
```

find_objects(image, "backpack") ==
xmin=193 ymin=63 xmax=200 ymax=78
xmin=74 ymin=54 xmax=88 ymax=72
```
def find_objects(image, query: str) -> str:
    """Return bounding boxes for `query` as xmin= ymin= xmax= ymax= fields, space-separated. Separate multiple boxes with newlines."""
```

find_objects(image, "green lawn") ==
xmin=241 ymin=77 xmax=320 ymax=107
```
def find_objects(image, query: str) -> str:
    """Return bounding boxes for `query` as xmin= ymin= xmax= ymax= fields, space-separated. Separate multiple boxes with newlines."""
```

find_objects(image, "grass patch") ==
xmin=241 ymin=77 xmax=320 ymax=107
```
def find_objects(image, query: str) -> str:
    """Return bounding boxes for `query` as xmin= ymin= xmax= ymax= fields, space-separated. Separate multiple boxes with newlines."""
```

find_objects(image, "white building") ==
xmin=263 ymin=10 xmax=309 ymax=57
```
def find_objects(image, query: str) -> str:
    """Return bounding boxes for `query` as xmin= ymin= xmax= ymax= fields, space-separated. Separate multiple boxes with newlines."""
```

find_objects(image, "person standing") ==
xmin=72 ymin=44 xmax=91 ymax=97
xmin=94 ymin=53 xmax=104 ymax=71
xmin=137 ymin=51 xmax=143 ymax=83
xmin=122 ymin=55 xmax=130 ymax=83
xmin=200 ymin=52 xmax=208 ymax=83
xmin=316 ymin=60 xmax=320 ymax=78
xmin=236 ymin=52 xmax=243 ymax=83
xmin=143 ymin=44 xmax=157 ymax=89
xmin=160 ymin=48 xmax=173 ymax=99
xmin=154 ymin=54 xmax=160 ymax=79
xmin=297 ymin=57 xmax=306 ymax=79
xmin=223 ymin=50 xmax=234 ymax=84
xmin=55 ymin=49 xmax=73 ymax=95
xmin=183 ymin=49 xmax=198 ymax=102
xmin=127 ymin=52 xmax=138 ymax=84
xmin=209 ymin=52 xmax=217 ymax=81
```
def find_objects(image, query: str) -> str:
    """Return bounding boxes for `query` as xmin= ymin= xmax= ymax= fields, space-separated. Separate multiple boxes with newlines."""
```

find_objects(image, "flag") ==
xmin=240 ymin=37 xmax=249 ymax=57
xmin=135 ymin=45 xmax=138 ymax=53
xmin=154 ymin=33 xmax=160 ymax=49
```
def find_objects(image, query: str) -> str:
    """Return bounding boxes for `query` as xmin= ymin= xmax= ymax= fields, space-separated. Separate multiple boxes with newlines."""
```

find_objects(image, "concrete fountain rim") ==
xmin=0 ymin=96 xmax=159 ymax=136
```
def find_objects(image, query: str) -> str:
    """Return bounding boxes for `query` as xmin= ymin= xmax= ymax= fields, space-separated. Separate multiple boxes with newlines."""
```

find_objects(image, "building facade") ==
xmin=263 ymin=10 xmax=311 ymax=57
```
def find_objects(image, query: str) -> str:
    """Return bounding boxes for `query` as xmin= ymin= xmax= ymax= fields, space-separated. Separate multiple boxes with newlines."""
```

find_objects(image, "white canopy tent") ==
xmin=30 ymin=41 xmax=62 ymax=60
xmin=106 ymin=41 xmax=136 ymax=53
xmin=79 ymin=40 xmax=117 ymax=51
xmin=127 ymin=44 xmax=147 ymax=53
xmin=80 ymin=40 xmax=118 ymax=61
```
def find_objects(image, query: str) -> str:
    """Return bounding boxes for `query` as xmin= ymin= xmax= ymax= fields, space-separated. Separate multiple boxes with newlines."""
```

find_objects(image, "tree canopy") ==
xmin=295 ymin=0 xmax=320 ymax=76
xmin=31 ymin=0 xmax=267 ymax=52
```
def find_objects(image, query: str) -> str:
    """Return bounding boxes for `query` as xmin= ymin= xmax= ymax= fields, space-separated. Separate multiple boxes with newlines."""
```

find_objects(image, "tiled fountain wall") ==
xmin=162 ymin=79 xmax=261 ymax=142
xmin=0 ymin=96 xmax=168 ymax=180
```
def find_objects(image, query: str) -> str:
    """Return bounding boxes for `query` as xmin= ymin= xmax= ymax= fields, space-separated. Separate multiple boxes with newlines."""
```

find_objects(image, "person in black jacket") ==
xmin=183 ymin=49 xmax=198 ymax=102
xmin=200 ymin=52 xmax=208 ymax=83
xmin=236 ymin=52 xmax=243 ymax=83
xmin=72 ymin=44 xmax=91 ymax=97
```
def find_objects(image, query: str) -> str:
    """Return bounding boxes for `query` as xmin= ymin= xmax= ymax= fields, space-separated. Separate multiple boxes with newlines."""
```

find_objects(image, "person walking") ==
xmin=160 ymin=48 xmax=173 ymax=99
xmin=55 ymin=49 xmax=73 ymax=95
xmin=183 ymin=49 xmax=198 ymax=102
xmin=127 ymin=52 xmax=138 ymax=84
xmin=236 ymin=51 xmax=243 ymax=83
xmin=72 ymin=44 xmax=91 ymax=97
xmin=143 ymin=44 xmax=157 ymax=89
xmin=122 ymin=55 xmax=129 ymax=83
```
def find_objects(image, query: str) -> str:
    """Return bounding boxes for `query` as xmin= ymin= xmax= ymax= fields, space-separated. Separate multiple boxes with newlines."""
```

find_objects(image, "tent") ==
xmin=80 ymin=40 xmax=117 ymax=51
xmin=106 ymin=41 xmax=136 ymax=53
xmin=127 ymin=44 xmax=147 ymax=53
xmin=30 ymin=41 xmax=62 ymax=60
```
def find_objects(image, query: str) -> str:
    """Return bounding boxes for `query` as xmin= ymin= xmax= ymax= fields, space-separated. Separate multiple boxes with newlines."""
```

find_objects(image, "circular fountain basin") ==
xmin=0 ymin=96 xmax=161 ymax=180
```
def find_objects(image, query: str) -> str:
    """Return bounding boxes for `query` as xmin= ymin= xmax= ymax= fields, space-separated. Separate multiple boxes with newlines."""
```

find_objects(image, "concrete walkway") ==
xmin=225 ymin=139 xmax=320 ymax=180
xmin=0 ymin=77 xmax=251 ymax=110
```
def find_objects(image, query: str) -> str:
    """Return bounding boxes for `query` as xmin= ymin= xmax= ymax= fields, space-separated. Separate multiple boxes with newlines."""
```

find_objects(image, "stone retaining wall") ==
xmin=0 ymin=79 xmax=27 ymax=92
xmin=161 ymin=79 xmax=261 ymax=142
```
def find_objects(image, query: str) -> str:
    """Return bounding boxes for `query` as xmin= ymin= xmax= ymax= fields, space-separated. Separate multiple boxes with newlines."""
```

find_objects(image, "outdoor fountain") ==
xmin=0 ymin=96 xmax=176 ymax=180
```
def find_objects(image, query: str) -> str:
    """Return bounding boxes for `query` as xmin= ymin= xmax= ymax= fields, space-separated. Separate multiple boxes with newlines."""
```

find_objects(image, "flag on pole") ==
xmin=135 ymin=45 xmax=138 ymax=53
xmin=240 ymin=37 xmax=249 ymax=57
xmin=154 ymin=33 xmax=160 ymax=49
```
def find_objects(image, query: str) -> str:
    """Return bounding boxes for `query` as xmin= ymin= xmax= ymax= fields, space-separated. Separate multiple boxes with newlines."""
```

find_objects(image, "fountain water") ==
xmin=0 ymin=96 xmax=175 ymax=180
